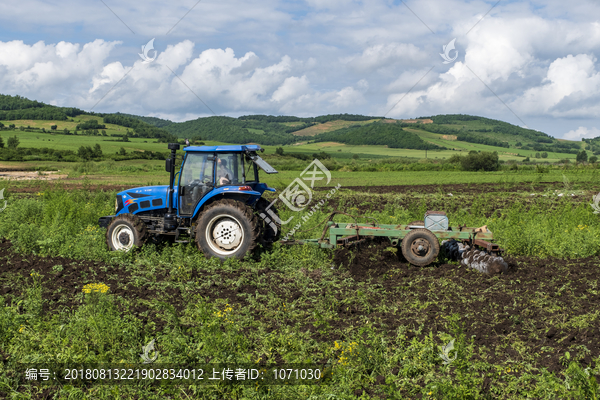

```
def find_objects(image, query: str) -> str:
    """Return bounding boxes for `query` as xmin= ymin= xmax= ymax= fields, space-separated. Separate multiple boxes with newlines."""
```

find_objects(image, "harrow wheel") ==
xmin=401 ymin=228 xmax=440 ymax=267
xmin=106 ymin=214 xmax=147 ymax=252
xmin=196 ymin=199 xmax=259 ymax=260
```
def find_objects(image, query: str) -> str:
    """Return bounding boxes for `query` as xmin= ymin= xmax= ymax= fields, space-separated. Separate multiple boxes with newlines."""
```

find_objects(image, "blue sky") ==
xmin=0 ymin=0 xmax=599 ymax=139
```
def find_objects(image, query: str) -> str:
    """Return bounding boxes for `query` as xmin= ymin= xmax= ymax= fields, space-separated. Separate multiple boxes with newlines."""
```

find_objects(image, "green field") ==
xmin=1 ymin=180 xmax=600 ymax=398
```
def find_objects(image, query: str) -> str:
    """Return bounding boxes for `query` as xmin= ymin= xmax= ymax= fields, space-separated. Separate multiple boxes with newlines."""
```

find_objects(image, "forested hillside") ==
xmin=0 ymin=94 xmax=85 ymax=120
xmin=313 ymin=122 xmax=445 ymax=150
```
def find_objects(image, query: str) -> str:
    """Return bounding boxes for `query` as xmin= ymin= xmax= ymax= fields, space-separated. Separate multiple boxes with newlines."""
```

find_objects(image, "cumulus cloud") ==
xmin=563 ymin=126 xmax=600 ymax=140
xmin=0 ymin=39 xmax=368 ymax=117
xmin=0 ymin=39 xmax=119 ymax=100
xmin=513 ymin=54 xmax=600 ymax=117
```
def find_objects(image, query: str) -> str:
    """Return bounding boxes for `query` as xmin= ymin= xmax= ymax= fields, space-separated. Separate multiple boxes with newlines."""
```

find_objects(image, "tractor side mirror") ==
xmin=165 ymin=158 xmax=173 ymax=172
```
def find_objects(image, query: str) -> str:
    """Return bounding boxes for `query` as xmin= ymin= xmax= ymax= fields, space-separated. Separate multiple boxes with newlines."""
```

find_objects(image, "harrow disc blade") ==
xmin=442 ymin=239 xmax=507 ymax=274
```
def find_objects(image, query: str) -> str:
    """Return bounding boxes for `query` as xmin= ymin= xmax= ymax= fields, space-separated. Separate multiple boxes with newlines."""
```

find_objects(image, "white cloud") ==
xmin=0 ymin=39 xmax=119 ymax=99
xmin=347 ymin=43 xmax=429 ymax=73
xmin=563 ymin=126 xmax=600 ymax=140
xmin=512 ymin=54 xmax=600 ymax=117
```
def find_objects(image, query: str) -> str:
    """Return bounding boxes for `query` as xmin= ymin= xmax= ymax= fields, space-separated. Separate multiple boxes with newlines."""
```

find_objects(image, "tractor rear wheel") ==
xmin=255 ymin=198 xmax=281 ymax=245
xmin=401 ymin=228 xmax=440 ymax=267
xmin=106 ymin=214 xmax=147 ymax=252
xmin=196 ymin=199 xmax=259 ymax=260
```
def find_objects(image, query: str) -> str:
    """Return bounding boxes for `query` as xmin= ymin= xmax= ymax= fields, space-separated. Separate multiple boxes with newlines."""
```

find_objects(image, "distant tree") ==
xmin=352 ymin=154 xmax=360 ymax=160
xmin=77 ymin=146 xmax=94 ymax=160
xmin=0 ymin=122 xmax=3 ymax=129
xmin=102 ymin=130 xmax=107 ymax=136
xmin=576 ymin=150 xmax=588 ymax=163
xmin=515 ymin=142 xmax=522 ymax=147
xmin=312 ymin=151 xmax=331 ymax=160
xmin=92 ymin=143 xmax=102 ymax=158
xmin=63 ymin=128 xmax=70 ymax=135
xmin=9 ymin=124 xmax=15 ymax=129
xmin=275 ymin=147 xmax=284 ymax=155
xmin=541 ymin=152 xmax=548 ymax=158
xmin=19 ymin=126 xmax=24 ymax=131
xmin=7 ymin=135 xmax=19 ymax=149
xmin=523 ymin=157 xmax=530 ymax=162
xmin=119 ymin=147 xmax=127 ymax=156
xmin=535 ymin=152 xmax=540 ymax=158
xmin=0 ymin=136 xmax=4 ymax=148
xmin=50 ymin=125 xmax=57 ymax=131
xmin=460 ymin=151 xmax=499 ymax=171
xmin=589 ymin=155 xmax=598 ymax=164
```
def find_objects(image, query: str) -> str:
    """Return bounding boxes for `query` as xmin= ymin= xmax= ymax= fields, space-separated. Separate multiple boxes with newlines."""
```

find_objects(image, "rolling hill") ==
xmin=0 ymin=93 xmax=597 ymax=160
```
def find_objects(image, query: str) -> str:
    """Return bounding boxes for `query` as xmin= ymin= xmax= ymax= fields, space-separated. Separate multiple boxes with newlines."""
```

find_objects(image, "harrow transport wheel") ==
xmin=196 ymin=199 xmax=259 ymax=260
xmin=255 ymin=197 xmax=281 ymax=245
xmin=401 ymin=228 xmax=440 ymax=267
xmin=106 ymin=214 xmax=147 ymax=252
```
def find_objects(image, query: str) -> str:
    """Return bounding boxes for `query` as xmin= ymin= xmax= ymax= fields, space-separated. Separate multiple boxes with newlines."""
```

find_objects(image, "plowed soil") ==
xmin=334 ymin=239 xmax=600 ymax=373
xmin=1 ymin=238 xmax=599 ymax=375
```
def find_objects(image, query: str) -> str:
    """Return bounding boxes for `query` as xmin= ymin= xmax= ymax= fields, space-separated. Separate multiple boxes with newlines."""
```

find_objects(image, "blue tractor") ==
xmin=98 ymin=143 xmax=281 ymax=259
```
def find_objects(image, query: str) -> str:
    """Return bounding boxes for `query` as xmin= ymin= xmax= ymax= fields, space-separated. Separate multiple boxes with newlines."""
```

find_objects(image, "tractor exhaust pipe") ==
xmin=164 ymin=143 xmax=180 ymax=231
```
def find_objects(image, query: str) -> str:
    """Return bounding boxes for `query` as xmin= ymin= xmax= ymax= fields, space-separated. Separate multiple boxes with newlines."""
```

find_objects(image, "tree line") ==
xmin=312 ymin=122 xmax=445 ymax=150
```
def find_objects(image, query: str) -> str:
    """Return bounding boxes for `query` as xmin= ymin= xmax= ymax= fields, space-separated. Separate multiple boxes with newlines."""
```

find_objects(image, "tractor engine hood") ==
xmin=116 ymin=185 xmax=170 ymax=215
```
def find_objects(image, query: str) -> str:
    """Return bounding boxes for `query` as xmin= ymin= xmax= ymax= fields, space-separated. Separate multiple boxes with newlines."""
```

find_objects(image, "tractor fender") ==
xmin=191 ymin=187 xmax=262 ymax=219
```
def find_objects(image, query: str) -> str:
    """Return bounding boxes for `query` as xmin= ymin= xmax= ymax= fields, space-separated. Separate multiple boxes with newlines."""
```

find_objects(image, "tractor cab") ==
xmin=177 ymin=145 xmax=277 ymax=216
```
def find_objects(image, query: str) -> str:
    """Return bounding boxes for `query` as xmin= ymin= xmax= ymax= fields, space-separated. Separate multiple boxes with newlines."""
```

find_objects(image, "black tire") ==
xmin=255 ymin=197 xmax=281 ymax=245
xmin=401 ymin=228 xmax=440 ymax=267
xmin=106 ymin=214 xmax=147 ymax=252
xmin=196 ymin=199 xmax=259 ymax=260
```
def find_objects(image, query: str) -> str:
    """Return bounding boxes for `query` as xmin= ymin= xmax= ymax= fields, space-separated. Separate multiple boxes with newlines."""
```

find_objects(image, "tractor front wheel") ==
xmin=196 ymin=200 xmax=259 ymax=260
xmin=401 ymin=228 xmax=440 ymax=267
xmin=106 ymin=214 xmax=147 ymax=252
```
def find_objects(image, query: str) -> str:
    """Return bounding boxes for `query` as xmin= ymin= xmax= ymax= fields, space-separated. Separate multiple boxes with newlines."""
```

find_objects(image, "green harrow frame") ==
xmin=283 ymin=212 xmax=502 ymax=267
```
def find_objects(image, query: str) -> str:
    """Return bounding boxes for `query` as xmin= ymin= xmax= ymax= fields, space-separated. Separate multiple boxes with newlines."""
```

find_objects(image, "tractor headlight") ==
xmin=115 ymin=198 xmax=118 ymax=213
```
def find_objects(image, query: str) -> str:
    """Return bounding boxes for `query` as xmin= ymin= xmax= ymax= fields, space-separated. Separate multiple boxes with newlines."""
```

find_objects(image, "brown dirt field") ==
xmin=2 ymin=236 xmax=599 ymax=374
xmin=333 ymin=239 xmax=600 ymax=373
xmin=0 ymin=171 xmax=67 ymax=181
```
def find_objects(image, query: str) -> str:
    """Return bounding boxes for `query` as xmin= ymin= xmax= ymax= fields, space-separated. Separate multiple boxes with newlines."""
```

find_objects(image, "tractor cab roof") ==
xmin=183 ymin=144 xmax=262 ymax=153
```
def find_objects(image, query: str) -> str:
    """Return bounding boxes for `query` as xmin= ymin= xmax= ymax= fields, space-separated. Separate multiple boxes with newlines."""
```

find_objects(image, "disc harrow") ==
xmin=283 ymin=210 xmax=506 ymax=272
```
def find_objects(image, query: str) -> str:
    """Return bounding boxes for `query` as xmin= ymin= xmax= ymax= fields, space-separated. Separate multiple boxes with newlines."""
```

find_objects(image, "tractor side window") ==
xmin=179 ymin=153 xmax=213 ymax=215
xmin=216 ymin=153 xmax=241 ymax=186
xmin=244 ymin=154 xmax=256 ymax=182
